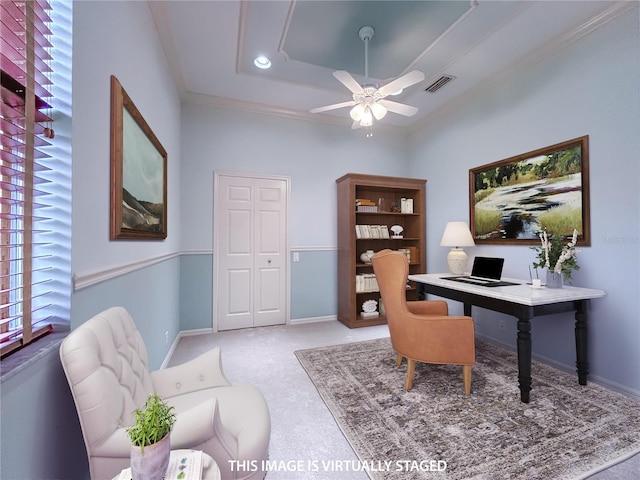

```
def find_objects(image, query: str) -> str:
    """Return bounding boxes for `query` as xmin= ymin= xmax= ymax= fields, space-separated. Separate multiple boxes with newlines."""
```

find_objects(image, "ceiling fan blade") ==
xmin=378 ymin=70 xmax=425 ymax=97
xmin=333 ymin=70 xmax=364 ymax=94
xmin=379 ymin=99 xmax=419 ymax=117
xmin=310 ymin=101 xmax=356 ymax=114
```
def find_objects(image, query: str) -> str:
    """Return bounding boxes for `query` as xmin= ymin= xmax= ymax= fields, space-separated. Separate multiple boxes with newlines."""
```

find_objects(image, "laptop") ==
xmin=444 ymin=257 xmax=505 ymax=285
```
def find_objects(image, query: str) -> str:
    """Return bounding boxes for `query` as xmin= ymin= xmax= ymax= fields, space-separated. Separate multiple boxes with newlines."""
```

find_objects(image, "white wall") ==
xmin=72 ymin=0 xmax=182 ymax=278
xmin=70 ymin=0 xmax=185 ymax=362
xmin=408 ymin=10 xmax=640 ymax=394
xmin=180 ymin=104 xmax=411 ymax=251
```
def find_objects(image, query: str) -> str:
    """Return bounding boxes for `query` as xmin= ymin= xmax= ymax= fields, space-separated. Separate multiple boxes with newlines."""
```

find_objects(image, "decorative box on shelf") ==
xmin=356 ymin=198 xmax=378 ymax=212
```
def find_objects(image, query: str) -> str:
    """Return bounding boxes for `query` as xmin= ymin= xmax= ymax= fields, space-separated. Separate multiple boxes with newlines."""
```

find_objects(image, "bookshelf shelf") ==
xmin=336 ymin=173 xmax=427 ymax=328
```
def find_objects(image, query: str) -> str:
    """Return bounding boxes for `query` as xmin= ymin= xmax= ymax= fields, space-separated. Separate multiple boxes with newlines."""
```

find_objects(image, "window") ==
xmin=1 ymin=0 xmax=70 ymax=358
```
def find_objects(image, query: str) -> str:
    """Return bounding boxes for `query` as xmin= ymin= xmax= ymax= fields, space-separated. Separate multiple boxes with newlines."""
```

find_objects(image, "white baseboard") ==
xmin=159 ymin=327 xmax=214 ymax=369
xmin=289 ymin=315 xmax=337 ymax=325
xmin=159 ymin=333 xmax=181 ymax=370
xmin=587 ymin=373 xmax=640 ymax=400
xmin=476 ymin=333 xmax=640 ymax=401
xmin=179 ymin=328 xmax=214 ymax=337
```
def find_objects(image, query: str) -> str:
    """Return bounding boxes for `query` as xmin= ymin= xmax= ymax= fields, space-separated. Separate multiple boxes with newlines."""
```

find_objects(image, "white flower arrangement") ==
xmin=533 ymin=229 xmax=581 ymax=280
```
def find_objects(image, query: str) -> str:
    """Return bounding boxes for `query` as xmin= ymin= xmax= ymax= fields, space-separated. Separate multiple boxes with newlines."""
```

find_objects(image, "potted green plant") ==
xmin=532 ymin=229 xmax=581 ymax=287
xmin=127 ymin=393 xmax=176 ymax=480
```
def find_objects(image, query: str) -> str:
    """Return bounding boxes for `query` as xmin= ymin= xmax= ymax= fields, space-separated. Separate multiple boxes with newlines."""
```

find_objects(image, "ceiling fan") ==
xmin=310 ymin=25 xmax=425 ymax=130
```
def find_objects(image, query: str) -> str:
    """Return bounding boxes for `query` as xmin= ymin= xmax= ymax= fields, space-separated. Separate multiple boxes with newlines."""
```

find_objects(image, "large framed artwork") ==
xmin=469 ymin=135 xmax=590 ymax=245
xmin=110 ymin=75 xmax=167 ymax=239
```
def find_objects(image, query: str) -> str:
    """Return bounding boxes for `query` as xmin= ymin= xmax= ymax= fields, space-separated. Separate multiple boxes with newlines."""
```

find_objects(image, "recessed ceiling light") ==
xmin=254 ymin=55 xmax=271 ymax=69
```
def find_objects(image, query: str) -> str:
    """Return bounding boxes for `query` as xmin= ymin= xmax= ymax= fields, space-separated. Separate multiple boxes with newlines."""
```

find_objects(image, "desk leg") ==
xmin=517 ymin=317 xmax=532 ymax=403
xmin=417 ymin=284 xmax=426 ymax=301
xmin=464 ymin=304 xmax=472 ymax=317
xmin=575 ymin=300 xmax=589 ymax=385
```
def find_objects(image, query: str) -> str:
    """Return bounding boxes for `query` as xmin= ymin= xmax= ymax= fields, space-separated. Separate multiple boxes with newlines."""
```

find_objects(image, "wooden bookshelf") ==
xmin=336 ymin=173 xmax=427 ymax=328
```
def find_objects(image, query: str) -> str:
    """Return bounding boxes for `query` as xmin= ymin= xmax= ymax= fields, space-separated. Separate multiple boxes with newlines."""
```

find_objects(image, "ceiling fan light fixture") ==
xmin=350 ymin=103 xmax=366 ymax=122
xmin=371 ymin=102 xmax=387 ymax=120
xmin=360 ymin=107 xmax=373 ymax=127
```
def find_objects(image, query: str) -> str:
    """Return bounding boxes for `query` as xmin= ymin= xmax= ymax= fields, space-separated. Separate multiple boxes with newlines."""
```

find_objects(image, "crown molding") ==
xmin=181 ymin=90 xmax=406 ymax=135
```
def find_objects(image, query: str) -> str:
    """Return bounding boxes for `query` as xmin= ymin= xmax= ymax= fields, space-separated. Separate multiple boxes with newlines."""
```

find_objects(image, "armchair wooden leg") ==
xmin=395 ymin=353 xmax=403 ymax=366
xmin=462 ymin=365 xmax=472 ymax=395
xmin=405 ymin=359 xmax=415 ymax=391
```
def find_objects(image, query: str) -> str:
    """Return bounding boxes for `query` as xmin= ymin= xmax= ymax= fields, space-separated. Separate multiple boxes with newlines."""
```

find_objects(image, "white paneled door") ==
xmin=215 ymin=174 xmax=288 ymax=331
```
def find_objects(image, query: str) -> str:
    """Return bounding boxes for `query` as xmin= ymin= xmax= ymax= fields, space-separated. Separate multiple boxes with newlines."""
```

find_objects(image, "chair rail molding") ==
xmin=73 ymin=252 xmax=185 ymax=291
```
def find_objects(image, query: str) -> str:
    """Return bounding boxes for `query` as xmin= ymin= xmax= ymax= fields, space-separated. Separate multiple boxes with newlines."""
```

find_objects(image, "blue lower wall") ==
xmin=178 ymin=250 xmax=339 ymax=331
xmin=72 ymin=257 xmax=181 ymax=370
xmin=1 ymin=345 xmax=87 ymax=479
xmin=1 ymin=256 xmax=184 ymax=480
xmin=290 ymin=250 xmax=338 ymax=320
xmin=180 ymin=254 xmax=214 ymax=330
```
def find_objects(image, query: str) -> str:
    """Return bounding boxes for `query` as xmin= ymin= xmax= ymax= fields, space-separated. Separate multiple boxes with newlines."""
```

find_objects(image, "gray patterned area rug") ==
xmin=295 ymin=337 xmax=640 ymax=479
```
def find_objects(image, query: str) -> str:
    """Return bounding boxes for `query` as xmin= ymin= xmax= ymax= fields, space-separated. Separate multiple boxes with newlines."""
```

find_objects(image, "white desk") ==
xmin=408 ymin=274 xmax=606 ymax=403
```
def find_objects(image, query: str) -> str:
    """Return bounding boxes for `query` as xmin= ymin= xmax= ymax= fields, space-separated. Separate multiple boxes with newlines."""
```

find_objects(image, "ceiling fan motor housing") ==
xmin=358 ymin=25 xmax=375 ymax=42
xmin=353 ymin=86 xmax=383 ymax=105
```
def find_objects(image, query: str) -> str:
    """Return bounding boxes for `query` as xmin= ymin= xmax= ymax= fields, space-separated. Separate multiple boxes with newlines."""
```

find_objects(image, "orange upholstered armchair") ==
xmin=372 ymin=249 xmax=476 ymax=395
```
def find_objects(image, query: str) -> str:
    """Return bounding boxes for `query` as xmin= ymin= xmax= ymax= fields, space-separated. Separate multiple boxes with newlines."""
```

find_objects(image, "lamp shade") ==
xmin=440 ymin=222 xmax=475 ymax=274
xmin=440 ymin=222 xmax=475 ymax=247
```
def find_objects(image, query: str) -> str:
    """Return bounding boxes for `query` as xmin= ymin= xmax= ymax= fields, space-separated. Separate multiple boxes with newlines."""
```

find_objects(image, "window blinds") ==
xmin=1 ymin=0 xmax=55 ymax=356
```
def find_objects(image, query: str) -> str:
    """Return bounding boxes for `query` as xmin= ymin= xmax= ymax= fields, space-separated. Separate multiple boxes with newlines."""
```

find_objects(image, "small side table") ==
xmin=114 ymin=449 xmax=220 ymax=480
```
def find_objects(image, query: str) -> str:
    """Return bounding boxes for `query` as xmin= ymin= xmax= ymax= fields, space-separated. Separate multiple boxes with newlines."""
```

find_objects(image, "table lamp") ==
xmin=440 ymin=221 xmax=475 ymax=274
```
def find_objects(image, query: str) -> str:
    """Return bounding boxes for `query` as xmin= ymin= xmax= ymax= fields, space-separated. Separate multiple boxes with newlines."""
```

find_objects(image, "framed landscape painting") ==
xmin=469 ymin=136 xmax=590 ymax=245
xmin=110 ymin=76 xmax=167 ymax=239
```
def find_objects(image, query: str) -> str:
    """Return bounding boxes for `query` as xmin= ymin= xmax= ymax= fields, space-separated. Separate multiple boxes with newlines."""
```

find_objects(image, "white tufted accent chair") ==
xmin=60 ymin=307 xmax=270 ymax=480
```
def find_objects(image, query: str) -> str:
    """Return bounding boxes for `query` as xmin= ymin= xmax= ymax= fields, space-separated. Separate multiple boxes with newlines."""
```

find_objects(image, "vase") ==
xmin=130 ymin=434 xmax=171 ymax=480
xmin=546 ymin=270 xmax=563 ymax=289
xmin=360 ymin=250 xmax=375 ymax=264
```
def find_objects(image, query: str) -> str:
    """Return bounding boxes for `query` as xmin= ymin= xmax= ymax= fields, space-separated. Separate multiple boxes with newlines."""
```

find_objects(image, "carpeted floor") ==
xmin=295 ymin=337 xmax=640 ymax=480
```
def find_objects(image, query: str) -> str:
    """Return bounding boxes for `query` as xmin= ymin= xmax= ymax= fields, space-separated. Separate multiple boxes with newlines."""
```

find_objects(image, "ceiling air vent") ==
xmin=425 ymin=75 xmax=456 ymax=93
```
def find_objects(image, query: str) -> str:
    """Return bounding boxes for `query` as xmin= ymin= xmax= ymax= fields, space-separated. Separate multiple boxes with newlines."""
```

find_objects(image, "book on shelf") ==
xmin=396 ymin=247 xmax=418 ymax=263
xmin=400 ymin=198 xmax=414 ymax=214
xmin=379 ymin=298 xmax=386 ymax=316
xmin=356 ymin=273 xmax=379 ymax=293
xmin=355 ymin=225 xmax=390 ymax=239
xmin=356 ymin=225 xmax=371 ymax=238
